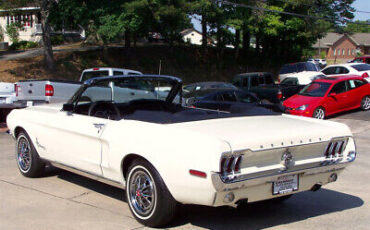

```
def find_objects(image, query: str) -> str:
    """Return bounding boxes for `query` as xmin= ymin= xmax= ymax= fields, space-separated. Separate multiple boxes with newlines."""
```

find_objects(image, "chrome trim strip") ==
xmin=232 ymin=136 xmax=352 ymax=154
xmin=50 ymin=162 xmax=125 ymax=189
xmin=214 ymin=160 xmax=350 ymax=186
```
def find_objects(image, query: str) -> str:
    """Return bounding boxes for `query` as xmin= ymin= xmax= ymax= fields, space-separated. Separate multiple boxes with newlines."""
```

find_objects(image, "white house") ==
xmin=181 ymin=28 xmax=203 ymax=45
xmin=0 ymin=7 xmax=42 ymax=44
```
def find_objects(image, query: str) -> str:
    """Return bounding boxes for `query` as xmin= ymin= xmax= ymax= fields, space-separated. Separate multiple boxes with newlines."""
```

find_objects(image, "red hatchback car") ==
xmin=283 ymin=75 xmax=370 ymax=119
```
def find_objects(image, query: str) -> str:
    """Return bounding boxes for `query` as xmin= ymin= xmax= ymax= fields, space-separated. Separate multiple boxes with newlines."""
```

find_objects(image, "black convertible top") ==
xmin=122 ymin=102 xmax=280 ymax=124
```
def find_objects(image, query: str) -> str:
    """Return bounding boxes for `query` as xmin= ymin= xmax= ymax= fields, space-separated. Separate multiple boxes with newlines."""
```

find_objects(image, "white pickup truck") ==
xmin=16 ymin=67 xmax=142 ymax=106
xmin=0 ymin=82 xmax=17 ymax=108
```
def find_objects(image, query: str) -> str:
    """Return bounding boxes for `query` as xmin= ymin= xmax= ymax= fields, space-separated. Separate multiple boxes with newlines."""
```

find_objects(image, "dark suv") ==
xmin=232 ymin=72 xmax=304 ymax=104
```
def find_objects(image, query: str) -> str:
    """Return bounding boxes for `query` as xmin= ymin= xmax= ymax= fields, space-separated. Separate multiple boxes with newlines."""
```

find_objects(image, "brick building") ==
xmin=313 ymin=32 xmax=370 ymax=60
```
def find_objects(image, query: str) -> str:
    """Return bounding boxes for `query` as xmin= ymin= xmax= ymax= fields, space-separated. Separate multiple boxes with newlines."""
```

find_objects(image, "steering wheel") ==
xmin=88 ymin=101 xmax=121 ymax=120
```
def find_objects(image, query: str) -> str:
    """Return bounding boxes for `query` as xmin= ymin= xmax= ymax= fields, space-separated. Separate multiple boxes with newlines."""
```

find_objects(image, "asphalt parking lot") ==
xmin=0 ymin=110 xmax=369 ymax=230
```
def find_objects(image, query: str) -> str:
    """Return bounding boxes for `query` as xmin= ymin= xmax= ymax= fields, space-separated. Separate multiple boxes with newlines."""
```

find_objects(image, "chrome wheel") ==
xmin=313 ymin=108 xmax=325 ymax=119
xmin=17 ymin=136 xmax=32 ymax=173
xmin=362 ymin=96 xmax=370 ymax=110
xmin=128 ymin=167 xmax=156 ymax=218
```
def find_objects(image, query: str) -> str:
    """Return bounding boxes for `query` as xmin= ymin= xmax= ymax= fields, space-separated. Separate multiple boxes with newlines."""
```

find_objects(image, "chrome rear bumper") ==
xmin=211 ymin=162 xmax=350 ymax=207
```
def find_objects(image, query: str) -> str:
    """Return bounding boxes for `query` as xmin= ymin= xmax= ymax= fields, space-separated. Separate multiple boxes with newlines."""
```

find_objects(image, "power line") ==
xmin=216 ymin=0 xmax=370 ymax=26
xmin=356 ymin=10 xmax=370 ymax=14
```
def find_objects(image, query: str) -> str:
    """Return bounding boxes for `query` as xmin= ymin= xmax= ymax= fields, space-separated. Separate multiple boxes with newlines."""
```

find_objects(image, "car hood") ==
xmin=283 ymin=94 xmax=321 ymax=108
xmin=168 ymin=114 xmax=352 ymax=151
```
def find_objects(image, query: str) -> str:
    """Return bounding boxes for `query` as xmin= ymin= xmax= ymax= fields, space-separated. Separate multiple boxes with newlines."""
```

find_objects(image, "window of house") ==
xmin=348 ymin=48 xmax=350 ymax=56
xmin=337 ymin=48 xmax=341 ymax=56
xmin=342 ymin=49 xmax=345 ymax=56
xmin=333 ymin=49 xmax=336 ymax=56
xmin=352 ymin=49 xmax=355 ymax=55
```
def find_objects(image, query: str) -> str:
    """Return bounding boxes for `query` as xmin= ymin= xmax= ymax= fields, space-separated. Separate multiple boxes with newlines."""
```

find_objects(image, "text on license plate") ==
xmin=273 ymin=174 xmax=298 ymax=195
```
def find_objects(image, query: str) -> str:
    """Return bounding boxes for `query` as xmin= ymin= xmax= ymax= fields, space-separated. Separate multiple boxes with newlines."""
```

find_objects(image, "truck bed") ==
xmin=16 ymin=80 xmax=81 ymax=105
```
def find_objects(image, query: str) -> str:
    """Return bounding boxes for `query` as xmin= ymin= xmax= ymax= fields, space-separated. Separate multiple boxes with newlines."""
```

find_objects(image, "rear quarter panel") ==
xmin=100 ymin=120 xmax=231 ymax=205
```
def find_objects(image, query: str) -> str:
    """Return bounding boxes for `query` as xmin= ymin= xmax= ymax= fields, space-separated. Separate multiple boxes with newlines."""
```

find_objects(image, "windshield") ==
xmin=299 ymin=82 xmax=331 ymax=97
xmin=74 ymin=77 xmax=180 ymax=105
xmin=81 ymin=71 xmax=110 ymax=82
xmin=281 ymin=77 xmax=298 ymax=85
xmin=351 ymin=64 xmax=370 ymax=71
xmin=280 ymin=62 xmax=319 ymax=75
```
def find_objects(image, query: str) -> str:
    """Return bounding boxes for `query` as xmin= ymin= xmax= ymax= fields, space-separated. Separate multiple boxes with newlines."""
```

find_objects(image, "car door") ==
xmin=40 ymin=83 xmax=114 ymax=175
xmin=324 ymin=81 xmax=349 ymax=114
xmin=347 ymin=79 xmax=369 ymax=108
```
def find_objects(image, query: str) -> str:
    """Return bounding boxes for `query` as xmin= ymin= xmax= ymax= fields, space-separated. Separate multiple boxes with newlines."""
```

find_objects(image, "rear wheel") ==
xmin=126 ymin=159 xmax=178 ymax=227
xmin=16 ymin=131 xmax=45 ymax=177
xmin=312 ymin=107 xmax=325 ymax=119
xmin=361 ymin=95 xmax=370 ymax=110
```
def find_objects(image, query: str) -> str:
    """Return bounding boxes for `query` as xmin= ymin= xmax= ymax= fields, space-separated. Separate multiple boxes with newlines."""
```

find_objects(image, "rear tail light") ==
xmin=15 ymin=84 xmax=18 ymax=96
xmin=277 ymin=76 xmax=280 ymax=83
xmin=220 ymin=155 xmax=242 ymax=177
xmin=277 ymin=90 xmax=283 ymax=100
xmin=324 ymin=140 xmax=346 ymax=158
xmin=93 ymin=68 xmax=100 ymax=71
xmin=45 ymin=84 xmax=54 ymax=96
xmin=361 ymin=72 xmax=369 ymax=78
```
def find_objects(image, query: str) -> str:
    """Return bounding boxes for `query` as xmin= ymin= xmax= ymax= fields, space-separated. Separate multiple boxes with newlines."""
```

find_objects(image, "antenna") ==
xmin=159 ymin=60 xmax=162 ymax=75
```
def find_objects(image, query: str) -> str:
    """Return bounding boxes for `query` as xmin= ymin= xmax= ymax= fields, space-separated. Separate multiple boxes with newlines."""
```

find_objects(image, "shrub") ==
xmin=6 ymin=23 xmax=21 ymax=43
xmin=51 ymin=35 xmax=64 ymax=46
xmin=0 ymin=26 xmax=4 ymax=42
xmin=9 ymin=41 xmax=39 ymax=50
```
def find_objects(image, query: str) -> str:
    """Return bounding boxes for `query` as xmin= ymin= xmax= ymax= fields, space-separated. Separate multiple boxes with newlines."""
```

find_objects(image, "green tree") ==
xmin=344 ymin=20 xmax=370 ymax=33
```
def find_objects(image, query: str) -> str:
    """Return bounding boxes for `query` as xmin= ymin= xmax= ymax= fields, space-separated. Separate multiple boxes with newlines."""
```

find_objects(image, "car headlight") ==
xmin=296 ymin=104 xmax=308 ymax=111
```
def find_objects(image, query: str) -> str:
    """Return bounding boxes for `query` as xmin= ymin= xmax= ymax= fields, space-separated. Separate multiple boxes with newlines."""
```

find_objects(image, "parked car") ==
xmin=7 ymin=74 xmax=357 ymax=227
xmin=232 ymin=72 xmax=304 ymax=103
xmin=349 ymin=55 xmax=370 ymax=64
xmin=0 ymin=82 xmax=17 ymax=108
xmin=321 ymin=63 xmax=370 ymax=80
xmin=183 ymin=81 xmax=237 ymax=105
xmin=308 ymin=58 xmax=327 ymax=68
xmin=280 ymin=71 xmax=326 ymax=85
xmin=283 ymin=75 xmax=370 ymax=119
xmin=80 ymin=67 xmax=142 ymax=82
xmin=278 ymin=62 xmax=320 ymax=82
xmin=192 ymin=89 xmax=284 ymax=113
xmin=16 ymin=68 xmax=143 ymax=106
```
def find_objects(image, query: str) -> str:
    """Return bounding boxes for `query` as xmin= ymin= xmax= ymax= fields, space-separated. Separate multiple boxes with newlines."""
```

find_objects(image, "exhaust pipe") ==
xmin=311 ymin=184 xmax=322 ymax=192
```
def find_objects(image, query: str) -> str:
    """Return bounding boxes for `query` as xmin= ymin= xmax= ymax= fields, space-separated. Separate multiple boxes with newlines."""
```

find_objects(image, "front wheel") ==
xmin=312 ymin=107 xmax=325 ymax=119
xmin=126 ymin=159 xmax=178 ymax=227
xmin=16 ymin=131 xmax=45 ymax=177
xmin=361 ymin=95 xmax=370 ymax=110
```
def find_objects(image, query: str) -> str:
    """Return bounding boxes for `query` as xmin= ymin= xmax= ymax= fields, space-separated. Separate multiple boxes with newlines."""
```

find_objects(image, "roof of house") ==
xmin=313 ymin=32 xmax=370 ymax=48
xmin=180 ymin=28 xmax=202 ymax=37
xmin=351 ymin=33 xmax=370 ymax=46
xmin=0 ymin=7 xmax=40 ymax=13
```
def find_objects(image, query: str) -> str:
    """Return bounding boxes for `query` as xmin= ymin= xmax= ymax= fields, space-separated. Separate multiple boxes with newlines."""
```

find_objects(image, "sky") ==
xmin=352 ymin=0 xmax=370 ymax=21
xmin=191 ymin=0 xmax=370 ymax=32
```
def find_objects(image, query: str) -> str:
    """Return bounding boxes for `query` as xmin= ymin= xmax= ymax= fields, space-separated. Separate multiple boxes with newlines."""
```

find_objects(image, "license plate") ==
xmin=273 ymin=174 xmax=298 ymax=195
xmin=0 ymin=98 xmax=5 ymax=104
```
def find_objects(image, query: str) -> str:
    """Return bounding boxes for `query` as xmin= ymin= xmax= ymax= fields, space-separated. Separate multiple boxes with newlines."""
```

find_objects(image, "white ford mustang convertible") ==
xmin=7 ymin=75 xmax=356 ymax=227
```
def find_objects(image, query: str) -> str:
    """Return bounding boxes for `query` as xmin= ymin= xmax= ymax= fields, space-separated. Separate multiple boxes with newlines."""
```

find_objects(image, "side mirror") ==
xmin=62 ymin=103 xmax=74 ymax=112
xmin=329 ymin=92 xmax=337 ymax=97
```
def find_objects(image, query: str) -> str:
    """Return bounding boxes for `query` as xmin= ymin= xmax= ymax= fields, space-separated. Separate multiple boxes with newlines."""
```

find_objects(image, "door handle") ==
xmin=93 ymin=123 xmax=105 ymax=129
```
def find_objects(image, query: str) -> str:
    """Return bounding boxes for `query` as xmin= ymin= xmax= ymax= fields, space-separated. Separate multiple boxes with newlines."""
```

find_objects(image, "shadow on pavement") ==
xmin=171 ymin=189 xmax=363 ymax=230
xmin=54 ymin=168 xmax=126 ymax=202
xmin=328 ymin=108 xmax=370 ymax=121
xmin=53 ymin=169 xmax=363 ymax=229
